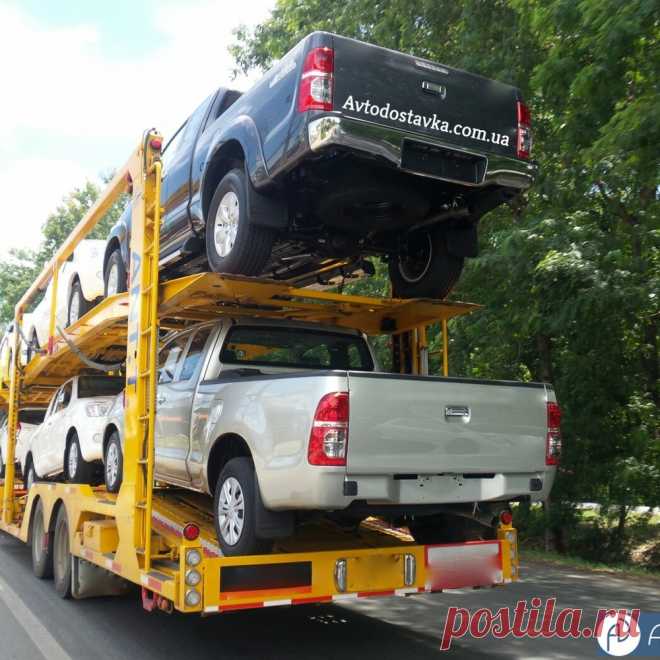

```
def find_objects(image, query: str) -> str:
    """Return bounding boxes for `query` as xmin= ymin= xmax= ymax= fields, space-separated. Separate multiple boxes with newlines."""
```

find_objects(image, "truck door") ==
xmin=156 ymin=326 xmax=213 ymax=483
xmin=160 ymin=94 xmax=214 ymax=257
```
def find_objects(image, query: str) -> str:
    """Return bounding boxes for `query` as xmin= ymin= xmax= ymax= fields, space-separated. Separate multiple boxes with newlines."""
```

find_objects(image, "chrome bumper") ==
xmin=308 ymin=115 xmax=537 ymax=190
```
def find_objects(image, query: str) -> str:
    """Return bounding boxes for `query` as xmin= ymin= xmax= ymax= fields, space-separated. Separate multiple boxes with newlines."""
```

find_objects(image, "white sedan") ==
xmin=0 ymin=407 xmax=46 ymax=481
xmin=23 ymin=375 xmax=124 ymax=488
xmin=25 ymin=239 xmax=105 ymax=353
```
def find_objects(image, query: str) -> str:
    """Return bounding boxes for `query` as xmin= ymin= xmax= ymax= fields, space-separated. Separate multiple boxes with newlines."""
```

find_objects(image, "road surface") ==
xmin=0 ymin=532 xmax=657 ymax=659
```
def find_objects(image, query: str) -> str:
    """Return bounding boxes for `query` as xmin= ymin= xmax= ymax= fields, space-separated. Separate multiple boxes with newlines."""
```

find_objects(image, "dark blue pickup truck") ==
xmin=103 ymin=31 xmax=536 ymax=300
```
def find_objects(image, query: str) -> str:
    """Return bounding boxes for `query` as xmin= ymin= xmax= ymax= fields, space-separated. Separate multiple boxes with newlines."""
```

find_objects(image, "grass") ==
xmin=520 ymin=547 xmax=660 ymax=581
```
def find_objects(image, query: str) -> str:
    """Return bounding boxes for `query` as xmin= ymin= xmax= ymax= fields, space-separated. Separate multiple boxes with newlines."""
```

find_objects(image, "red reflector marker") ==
xmin=150 ymin=138 xmax=163 ymax=150
xmin=183 ymin=523 xmax=200 ymax=541
xmin=499 ymin=510 xmax=513 ymax=526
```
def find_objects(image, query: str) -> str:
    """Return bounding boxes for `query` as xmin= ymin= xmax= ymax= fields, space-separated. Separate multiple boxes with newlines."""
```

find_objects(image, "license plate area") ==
xmin=401 ymin=140 xmax=487 ymax=184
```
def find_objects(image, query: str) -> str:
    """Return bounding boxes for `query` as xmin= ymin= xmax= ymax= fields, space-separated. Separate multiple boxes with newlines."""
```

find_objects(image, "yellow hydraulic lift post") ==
xmin=1 ymin=310 xmax=23 ymax=524
xmin=119 ymin=131 xmax=163 ymax=574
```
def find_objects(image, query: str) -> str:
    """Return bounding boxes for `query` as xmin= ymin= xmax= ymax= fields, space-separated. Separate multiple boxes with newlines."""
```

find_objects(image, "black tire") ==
xmin=104 ymin=431 xmax=123 ymax=493
xmin=67 ymin=280 xmax=92 ymax=327
xmin=64 ymin=432 xmax=95 ymax=484
xmin=27 ymin=332 xmax=39 ymax=363
xmin=104 ymin=249 xmax=128 ymax=297
xmin=205 ymin=169 xmax=274 ymax=276
xmin=389 ymin=228 xmax=464 ymax=299
xmin=0 ymin=451 xmax=4 ymax=479
xmin=213 ymin=457 xmax=272 ymax=557
xmin=31 ymin=500 xmax=54 ymax=579
xmin=408 ymin=515 xmax=496 ymax=545
xmin=53 ymin=507 xmax=72 ymax=598
xmin=23 ymin=458 xmax=37 ymax=491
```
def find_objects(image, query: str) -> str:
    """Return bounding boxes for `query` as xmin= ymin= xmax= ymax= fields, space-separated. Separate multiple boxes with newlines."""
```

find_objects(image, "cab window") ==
xmin=179 ymin=327 xmax=213 ymax=382
xmin=158 ymin=334 xmax=190 ymax=384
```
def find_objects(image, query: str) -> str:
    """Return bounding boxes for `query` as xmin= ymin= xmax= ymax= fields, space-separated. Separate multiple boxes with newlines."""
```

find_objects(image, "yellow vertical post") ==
xmin=417 ymin=325 xmax=429 ymax=376
xmin=2 ymin=309 xmax=23 ymax=523
xmin=442 ymin=319 xmax=449 ymax=377
xmin=47 ymin=264 xmax=59 ymax=354
xmin=119 ymin=132 xmax=162 ymax=575
xmin=410 ymin=328 xmax=419 ymax=375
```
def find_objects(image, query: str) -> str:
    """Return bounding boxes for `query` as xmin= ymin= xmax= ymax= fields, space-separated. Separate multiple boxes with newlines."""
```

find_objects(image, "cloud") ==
xmin=0 ymin=0 xmax=274 ymax=255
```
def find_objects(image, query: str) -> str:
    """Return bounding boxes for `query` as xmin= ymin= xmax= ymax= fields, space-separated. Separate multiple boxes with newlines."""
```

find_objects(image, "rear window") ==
xmin=77 ymin=377 xmax=125 ymax=398
xmin=19 ymin=409 xmax=46 ymax=425
xmin=220 ymin=326 xmax=374 ymax=371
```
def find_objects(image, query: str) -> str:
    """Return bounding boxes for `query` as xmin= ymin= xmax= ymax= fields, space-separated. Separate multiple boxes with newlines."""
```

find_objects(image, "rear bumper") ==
xmin=308 ymin=115 xmax=537 ymax=190
xmin=262 ymin=467 xmax=554 ymax=510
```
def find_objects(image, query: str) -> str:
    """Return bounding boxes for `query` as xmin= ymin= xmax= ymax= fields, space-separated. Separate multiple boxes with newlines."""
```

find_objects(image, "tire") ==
xmin=205 ymin=169 xmax=274 ymax=276
xmin=104 ymin=431 xmax=123 ymax=493
xmin=23 ymin=458 xmax=37 ymax=491
xmin=27 ymin=332 xmax=39 ymax=363
xmin=64 ymin=432 xmax=95 ymax=484
xmin=389 ymin=228 xmax=464 ymax=299
xmin=31 ymin=500 xmax=54 ymax=579
xmin=213 ymin=457 xmax=272 ymax=557
xmin=67 ymin=280 xmax=92 ymax=327
xmin=104 ymin=249 xmax=128 ymax=297
xmin=53 ymin=507 xmax=72 ymax=598
xmin=0 ymin=451 xmax=4 ymax=479
xmin=408 ymin=515 xmax=496 ymax=545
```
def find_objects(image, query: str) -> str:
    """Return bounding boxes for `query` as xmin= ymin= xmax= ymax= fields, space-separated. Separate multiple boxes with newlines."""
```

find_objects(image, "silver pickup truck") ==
xmin=102 ymin=318 xmax=560 ymax=555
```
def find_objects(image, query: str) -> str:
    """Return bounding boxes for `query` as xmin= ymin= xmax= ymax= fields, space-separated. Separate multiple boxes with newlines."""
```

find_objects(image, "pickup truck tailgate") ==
xmin=332 ymin=34 xmax=520 ymax=162
xmin=346 ymin=373 xmax=549 ymax=475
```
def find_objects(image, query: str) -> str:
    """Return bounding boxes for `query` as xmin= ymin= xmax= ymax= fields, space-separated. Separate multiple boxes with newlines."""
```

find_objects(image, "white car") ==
xmin=0 ymin=313 xmax=33 ymax=387
xmin=25 ymin=240 xmax=105 ymax=352
xmin=0 ymin=407 xmax=46 ymax=480
xmin=23 ymin=375 xmax=124 ymax=489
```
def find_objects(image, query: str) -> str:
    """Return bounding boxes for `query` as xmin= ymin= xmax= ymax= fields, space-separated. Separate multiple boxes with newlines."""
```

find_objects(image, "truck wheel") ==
xmin=408 ymin=515 xmax=495 ymax=545
xmin=53 ymin=507 xmax=72 ymax=598
xmin=205 ymin=169 xmax=274 ymax=276
xmin=389 ymin=228 xmax=464 ymax=299
xmin=104 ymin=249 xmax=127 ymax=297
xmin=213 ymin=457 xmax=272 ymax=557
xmin=31 ymin=500 xmax=54 ymax=579
xmin=67 ymin=280 xmax=92 ymax=326
xmin=104 ymin=431 xmax=123 ymax=493
xmin=24 ymin=459 xmax=37 ymax=491
xmin=64 ymin=432 xmax=95 ymax=484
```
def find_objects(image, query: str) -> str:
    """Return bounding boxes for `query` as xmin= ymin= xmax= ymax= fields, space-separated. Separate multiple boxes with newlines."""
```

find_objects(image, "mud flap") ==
xmin=71 ymin=557 xmax=131 ymax=599
xmin=255 ymin=485 xmax=295 ymax=539
xmin=247 ymin=176 xmax=288 ymax=230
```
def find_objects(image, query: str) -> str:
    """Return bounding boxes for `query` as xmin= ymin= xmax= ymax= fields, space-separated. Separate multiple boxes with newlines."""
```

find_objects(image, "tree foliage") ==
xmin=233 ymin=0 xmax=660 ymax=544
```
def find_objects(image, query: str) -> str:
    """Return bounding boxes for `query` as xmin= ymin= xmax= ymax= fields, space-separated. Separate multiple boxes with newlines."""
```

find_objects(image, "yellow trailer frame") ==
xmin=0 ymin=132 xmax=518 ymax=615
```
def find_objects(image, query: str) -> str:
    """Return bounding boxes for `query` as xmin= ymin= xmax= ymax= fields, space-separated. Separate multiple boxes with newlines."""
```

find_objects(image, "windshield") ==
xmin=220 ymin=326 xmax=374 ymax=371
xmin=77 ymin=376 xmax=125 ymax=398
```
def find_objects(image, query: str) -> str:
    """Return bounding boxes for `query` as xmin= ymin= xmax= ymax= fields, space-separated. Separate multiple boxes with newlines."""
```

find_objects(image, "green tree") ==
xmin=232 ymin=0 xmax=660 ymax=552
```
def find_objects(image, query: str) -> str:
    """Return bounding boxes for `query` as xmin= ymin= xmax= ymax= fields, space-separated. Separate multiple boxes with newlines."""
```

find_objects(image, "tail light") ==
xmin=308 ymin=391 xmax=348 ymax=466
xmin=516 ymin=101 xmax=532 ymax=159
xmin=297 ymin=47 xmax=334 ymax=112
xmin=546 ymin=401 xmax=562 ymax=465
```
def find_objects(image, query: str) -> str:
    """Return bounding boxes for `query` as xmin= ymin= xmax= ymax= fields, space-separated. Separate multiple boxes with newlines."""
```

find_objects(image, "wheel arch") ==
xmin=201 ymin=140 xmax=247 ymax=221
xmin=103 ymin=236 xmax=122 ymax=275
xmin=206 ymin=433 xmax=253 ymax=496
xmin=102 ymin=423 xmax=119 ymax=459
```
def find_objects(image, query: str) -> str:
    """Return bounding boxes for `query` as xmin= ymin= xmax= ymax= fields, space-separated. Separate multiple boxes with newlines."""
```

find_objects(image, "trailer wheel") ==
xmin=67 ymin=280 xmax=92 ymax=326
xmin=64 ymin=432 xmax=95 ymax=484
xmin=389 ymin=228 xmax=464 ymax=299
xmin=213 ymin=457 xmax=272 ymax=556
xmin=53 ymin=507 xmax=72 ymax=598
xmin=104 ymin=431 xmax=123 ymax=493
xmin=24 ymin=458 xmax=37 ymax=491
xmin=31 ymin=500 xmax=54 ymax=579
xmin=205 ymin=169 xmax=274 ymax=276
xmin=104 ymin=249 xmax=128 ymax=297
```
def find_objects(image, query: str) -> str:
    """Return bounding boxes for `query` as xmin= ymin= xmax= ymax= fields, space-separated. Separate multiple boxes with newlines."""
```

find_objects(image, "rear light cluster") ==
xmin=308 ymin=391 xmax=349 ymax=466
xmin=298 ymin=47 xmax=334 ymax=112
xmin=516 ymin=101 xmax=532 ymax=159
xmin=545 ymin=401 xmax=562 ymax=465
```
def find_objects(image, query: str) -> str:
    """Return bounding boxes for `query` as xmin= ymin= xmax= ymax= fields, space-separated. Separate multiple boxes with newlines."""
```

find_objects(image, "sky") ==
xmin=0 ymin=0 xmax=274 ymax=255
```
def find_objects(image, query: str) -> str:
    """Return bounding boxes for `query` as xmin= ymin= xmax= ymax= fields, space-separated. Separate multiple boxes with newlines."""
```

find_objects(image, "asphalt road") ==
xmin=0 ymin=532 xmax=658 ymax=660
